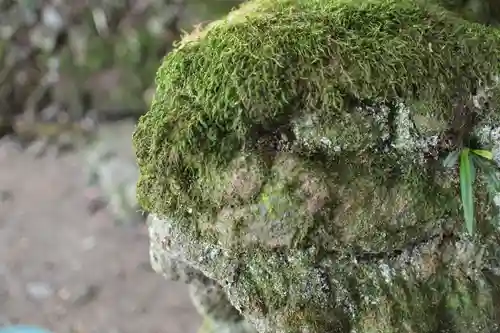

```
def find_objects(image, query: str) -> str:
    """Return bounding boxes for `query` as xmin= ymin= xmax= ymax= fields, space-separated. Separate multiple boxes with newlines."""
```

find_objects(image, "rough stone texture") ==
xmin=134 ymin=0 xmax=500 ymax=332
xmin=147 ymin=214 xmax=257 ymax=333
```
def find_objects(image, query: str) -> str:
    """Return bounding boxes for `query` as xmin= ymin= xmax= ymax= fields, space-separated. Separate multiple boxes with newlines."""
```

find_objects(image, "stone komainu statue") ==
xmin=133 ymin=0 xmax=500 ymax=332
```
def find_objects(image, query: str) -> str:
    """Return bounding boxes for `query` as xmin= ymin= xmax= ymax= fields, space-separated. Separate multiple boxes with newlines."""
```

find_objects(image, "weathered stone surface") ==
xmin=134 ymin=0 xmax=500 ymax=332
xmin=147 ymin=214 xmax=256 ymax=332
xmin=148 ymin=213 xmax=500 ymax=333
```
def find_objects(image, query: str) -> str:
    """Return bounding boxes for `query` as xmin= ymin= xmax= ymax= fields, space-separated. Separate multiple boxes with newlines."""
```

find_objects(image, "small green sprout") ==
xmin=444 ymin=147 xmax=497 ymax=235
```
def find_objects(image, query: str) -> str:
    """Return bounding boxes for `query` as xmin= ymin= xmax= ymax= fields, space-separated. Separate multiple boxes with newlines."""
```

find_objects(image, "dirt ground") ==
xmin=0 ymin=139 xmax=201 ymax=333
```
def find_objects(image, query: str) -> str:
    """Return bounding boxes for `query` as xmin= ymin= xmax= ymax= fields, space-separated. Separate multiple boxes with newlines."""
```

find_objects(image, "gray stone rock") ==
xmin=147 ymin=214 xmax=256 ymax=333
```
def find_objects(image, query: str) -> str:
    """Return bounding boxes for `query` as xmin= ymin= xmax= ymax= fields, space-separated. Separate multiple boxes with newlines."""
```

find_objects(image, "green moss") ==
xmin=134 ymin=0 xmax=500 ymax=214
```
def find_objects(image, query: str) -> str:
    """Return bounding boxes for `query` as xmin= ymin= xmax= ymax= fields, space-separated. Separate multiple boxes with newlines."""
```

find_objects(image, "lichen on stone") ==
xmin=134 ymin=0 xmax=500 ymax=332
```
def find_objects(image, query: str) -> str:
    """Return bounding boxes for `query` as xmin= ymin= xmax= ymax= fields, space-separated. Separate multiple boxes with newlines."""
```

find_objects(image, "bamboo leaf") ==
xmin=443 ymin=149 xmax=460 ymax=168
xmin=471 ymin=149 xmax=493 ymax=160
xmin=470 ymin=153 xmax=476 ymax=184
xmin=460 ymin=148 xmax=475 ymax=235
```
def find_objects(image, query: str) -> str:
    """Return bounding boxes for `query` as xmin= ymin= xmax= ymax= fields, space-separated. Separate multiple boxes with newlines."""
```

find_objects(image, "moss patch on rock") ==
xmin=134 ymin=0 xmax=500 ymax=252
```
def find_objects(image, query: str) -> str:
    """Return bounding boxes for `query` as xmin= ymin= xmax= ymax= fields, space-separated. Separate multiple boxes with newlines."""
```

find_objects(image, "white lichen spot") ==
xmin=392 ymin=101 xmax=440 ymax=162
xmin=474 ymin=125 xmax=500 ymax=165
xmin=208 ymin=248 xmax=222 ymax=260
xmin=292 ymin=114 xmax=336 ymax=151
xmin=392 ymin=102 xmax=413 ymax=151
xmin=475 ymin=125 xmax=500 ymax=146
xmin=494 ymin=194 xmax=500 ymax=208
xmin=362 ymin=104 xmax=391 ymax=141
xmin=378 ymin=263 xmax=394 ymax=284
xmin=319 ymin=136 xmax=333 ymax=148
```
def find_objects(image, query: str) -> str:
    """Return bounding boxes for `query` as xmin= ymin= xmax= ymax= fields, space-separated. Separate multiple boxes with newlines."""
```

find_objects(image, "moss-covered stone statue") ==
xmin=133 ymin=0 xmax=500 ymax=332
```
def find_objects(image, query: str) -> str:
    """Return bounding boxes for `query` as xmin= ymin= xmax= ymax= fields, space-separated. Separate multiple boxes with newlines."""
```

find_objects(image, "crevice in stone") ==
xmin=313 ymin=227 xmax=457 ymax=264
xmin=245 ymin=121 xmax=297 ymax=208
xmin=249 ymin=122 xmax=296 ymax=167
xmin=384 ymin=100 xmax=398 ymax=151
xmin=441 ymin=94 xmax=481 ymax=151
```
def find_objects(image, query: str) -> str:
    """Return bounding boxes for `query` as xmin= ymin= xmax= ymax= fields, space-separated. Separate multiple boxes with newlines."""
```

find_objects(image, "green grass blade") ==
xmin=460 ymin=148 xmax=475 ymax=235
xmin=470 ymin=153 xmax=476 ymax=184
xmin=471 ymin=149 xmax=493 ymax=160
xmin=443 ymin=149 xmax=460 ymax=168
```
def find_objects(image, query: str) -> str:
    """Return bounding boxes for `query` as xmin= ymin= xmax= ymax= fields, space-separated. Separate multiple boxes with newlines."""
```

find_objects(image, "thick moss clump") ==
xmin=134 ymin=0 xmax=500 ymax=247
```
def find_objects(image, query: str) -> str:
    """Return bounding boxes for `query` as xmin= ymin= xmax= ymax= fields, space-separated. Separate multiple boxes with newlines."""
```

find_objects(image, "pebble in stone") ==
xmin=26 ymin=282 xmax=54 ymax=301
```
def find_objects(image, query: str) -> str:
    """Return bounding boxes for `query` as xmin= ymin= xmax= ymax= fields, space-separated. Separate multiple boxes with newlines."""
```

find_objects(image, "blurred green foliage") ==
xmin=0 ymin=0 xmax=243 ymax=139
xmin=437 ymin=0 xmax=500 ymax=24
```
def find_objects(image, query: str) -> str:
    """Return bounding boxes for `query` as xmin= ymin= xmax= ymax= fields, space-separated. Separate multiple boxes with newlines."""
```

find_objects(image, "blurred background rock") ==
xmin=0 ymin=0 xmax=242 ymax=332
xmin=0 ymin=0 xmax=243 ymax=223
